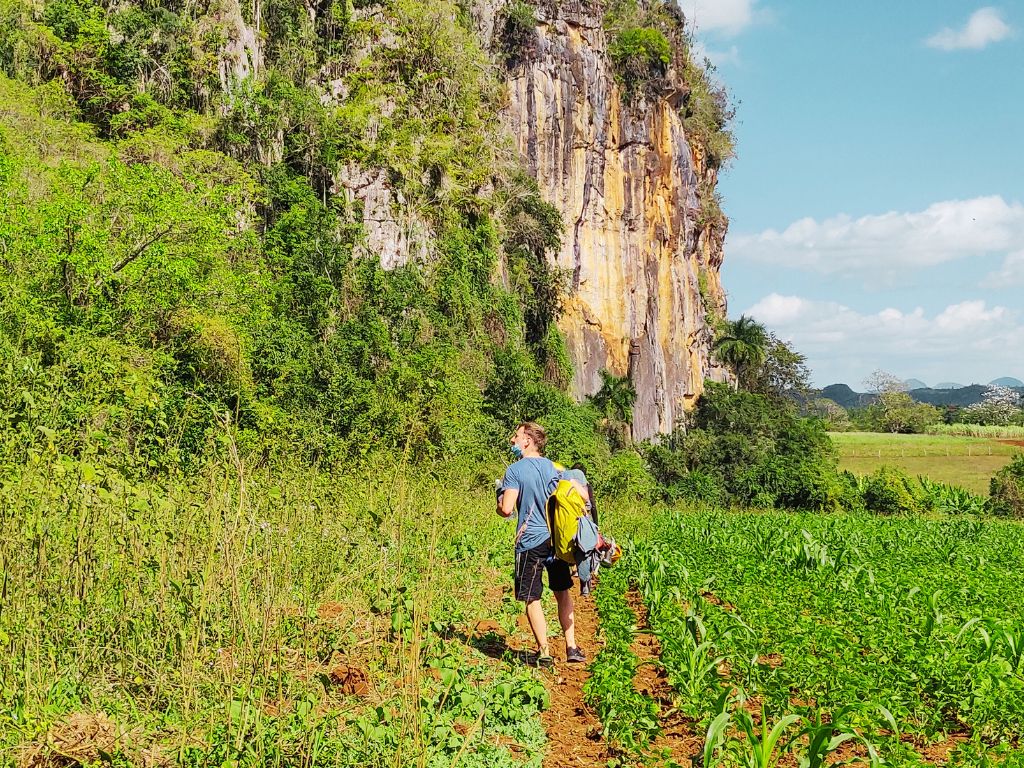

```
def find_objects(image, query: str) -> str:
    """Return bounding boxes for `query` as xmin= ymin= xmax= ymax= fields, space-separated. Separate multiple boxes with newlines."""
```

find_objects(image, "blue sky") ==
xmin=686 ymin=1 xmax=1024 ymax=387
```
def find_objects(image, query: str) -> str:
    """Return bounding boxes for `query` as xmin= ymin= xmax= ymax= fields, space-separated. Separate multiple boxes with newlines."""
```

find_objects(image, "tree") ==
xmin=964 ymin=385 xmax=1024 ymax=426
xmin=861 ymin=370 xmax=939 ymax=433
xmin=863 ymin=369 xmax=906 ymax=396
xmin=590 ymin=369 xmax=636 ymax=448
xmin=713 ymin=315 xmax=768 ymax=391
xmin=744 ymin=332 xmax=811 ymax=402
xmin=807 ymin=397 xmax=851 ymax=431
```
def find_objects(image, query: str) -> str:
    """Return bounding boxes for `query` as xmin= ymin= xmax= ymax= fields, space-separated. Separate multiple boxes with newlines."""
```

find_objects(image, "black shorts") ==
xmin=514 ymin=542 xmax=573 ymax=602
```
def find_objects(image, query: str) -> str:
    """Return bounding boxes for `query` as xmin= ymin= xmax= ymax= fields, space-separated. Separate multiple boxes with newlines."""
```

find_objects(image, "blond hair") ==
xmin=517 ymin=421 xmax=548 ymax=454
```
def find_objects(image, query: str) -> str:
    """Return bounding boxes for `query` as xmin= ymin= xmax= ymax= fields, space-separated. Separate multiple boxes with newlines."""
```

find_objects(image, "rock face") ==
xmin=484 ymin=0 xmax=729 ymax=440
xmin=333 ymin=164 xmax=433 ymax=269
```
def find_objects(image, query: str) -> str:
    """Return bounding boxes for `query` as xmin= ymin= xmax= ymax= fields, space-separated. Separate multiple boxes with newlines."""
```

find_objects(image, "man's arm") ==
xmin=568 ymin=478 xmax=590 ymax=504
xmin=497 ymin=488 xmax=519 ymax=518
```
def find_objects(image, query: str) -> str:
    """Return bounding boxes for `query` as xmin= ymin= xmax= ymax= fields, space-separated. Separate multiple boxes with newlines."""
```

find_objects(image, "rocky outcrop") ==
xmin=333 ymin=164 xmax=433 ymax=269
xmin=213 ymin=0 xmax=263 ymax=96
xmin=482 ymin=1 xmax=728 ymax=440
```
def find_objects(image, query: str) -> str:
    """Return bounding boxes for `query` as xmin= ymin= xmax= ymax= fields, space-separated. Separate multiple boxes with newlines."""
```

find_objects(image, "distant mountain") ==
xmin=820 ymin=383 xmax=874 ymax=409
xmin=909 ymin=385 xmax=992 ymax=407
xmin=903 ymin=378 xmax=928 ymax=391
xmin=990 ymin=377 xmax=1024 ymax=388
xmin=819 ymin=383 xmax=1024 ymax=409
xmin=934 ymin=382 xmax=964 ymax=390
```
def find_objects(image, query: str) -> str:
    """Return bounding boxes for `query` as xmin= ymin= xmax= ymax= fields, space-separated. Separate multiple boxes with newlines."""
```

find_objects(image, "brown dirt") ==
xmin=17 ymin=712 xmax=126 ymax=768
xmin=902 ymin=733 xmax=971 ymax=765
xmin=326 ymin=663 xmax=370 ymax=696
xmin=626 ymin=591 xmax=704 ymax=765
xmin=539 ymin=592 xmax=610 ymax=767
xmin=701 ymin=591 xmax=736 ymax=612
xmin=997 ymin=439 xmax=1024 ymax=447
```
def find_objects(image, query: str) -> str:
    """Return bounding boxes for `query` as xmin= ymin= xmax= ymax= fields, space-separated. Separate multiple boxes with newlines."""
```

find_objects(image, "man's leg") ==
xmin=516 ymin=547 xmax=549 ymax=655
xmin=554 ymin=589 xmax=576 ymax=649
xmin=525 ymin=599 xmax=549 ymax=653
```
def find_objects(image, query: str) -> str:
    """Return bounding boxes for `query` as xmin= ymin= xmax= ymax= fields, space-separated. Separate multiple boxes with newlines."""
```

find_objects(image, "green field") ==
xmin=586 ymin=508 xmax=1024 ymax=766
xmin=831 ymin=432 xmax=1023 ymax=495
xmin=9 ymin=460 xmax=1024 ymax=767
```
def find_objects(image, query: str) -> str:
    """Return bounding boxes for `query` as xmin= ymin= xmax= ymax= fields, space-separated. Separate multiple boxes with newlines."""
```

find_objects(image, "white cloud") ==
xmin=745 ymin=294 xmax=1024 ymax=386
xmin=680 ymin=0 xmax=759 ymax=36
xmin=926 ymin=7 xmax=1013 ymax=51
xmin=690 ymin=41 xmax=741 ymax=67
xmin=727 ymin=196 xmax=1024 ymax=279
xmin=981 ymin=249 xmax=1024 ymax=287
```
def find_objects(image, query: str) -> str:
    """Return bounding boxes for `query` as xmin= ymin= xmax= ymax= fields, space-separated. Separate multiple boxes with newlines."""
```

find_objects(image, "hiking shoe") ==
xmin=566 ymin=646 xmax=586 ymax=664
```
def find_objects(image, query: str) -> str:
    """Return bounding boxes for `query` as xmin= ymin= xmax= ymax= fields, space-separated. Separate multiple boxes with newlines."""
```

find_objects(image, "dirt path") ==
xmin=531 ymin=589 xmax=703 ymax=767
xmin=538 ymin=592 xmax=610 ymax=767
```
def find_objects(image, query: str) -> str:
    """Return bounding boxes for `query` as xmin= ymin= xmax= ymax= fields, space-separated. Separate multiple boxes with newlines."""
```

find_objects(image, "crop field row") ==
xmin=587 ymin=509 xmax=1024 ymax=767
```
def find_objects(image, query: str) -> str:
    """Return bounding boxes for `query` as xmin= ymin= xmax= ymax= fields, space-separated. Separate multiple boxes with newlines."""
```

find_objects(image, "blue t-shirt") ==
xmin=502 ymin=457 xmax=560 ymax=553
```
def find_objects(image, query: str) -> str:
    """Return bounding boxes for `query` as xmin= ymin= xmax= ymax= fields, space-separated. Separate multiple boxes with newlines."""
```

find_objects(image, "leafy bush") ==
xmin=668 ymin=468 xmax=727 ymax=507
xmin=609 ymin=27 xmax=671 ymax=93
xmin=642 ymin=382 xmax=845 ymax=511
xmin=862 ymin=466 xmax=926 ymax=516
xmin=498 ymin=1 xmax=538 ymax=66
xmin=681 ymin=54 xmax=735 ymax=168
xmin=538 ymin=401 xmax=609 ymax=472
xmin=990 ymin=455 xmax=1024 ymax=518
xmin=863 ymin=391 xmax=941 ymax=434
xmin=593 ymin=449 xmax=655 ymax=502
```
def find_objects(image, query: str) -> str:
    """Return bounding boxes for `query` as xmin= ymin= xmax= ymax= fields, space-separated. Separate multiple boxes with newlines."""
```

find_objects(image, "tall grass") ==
xmin=0 ymin=427 xmax=537 ymax=766
xmin=927 ymin=424 xmax=1024 ymax=439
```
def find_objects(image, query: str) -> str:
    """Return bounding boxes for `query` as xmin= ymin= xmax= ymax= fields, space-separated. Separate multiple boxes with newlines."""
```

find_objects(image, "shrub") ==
xmin=594 ymin=450 xmax=655 ymax=502
xmin=681 ymin=54 xmax=735 ymax=168
xmin=170 ymin=310 xmax=252 ymax=395
xmin=539 ymin=401 xmax=609 ymax=472
xmin=640 ymin=382 xmax=846 ymax=512
xmin=668 ymin=469 xmax=726 ymax=507
xmin=989 ymin=455 xmax=1024 ymax=518
xmin=498 ymin=1 xmax=538 ymax=66
xmin=862 ymin=466 xmax=925 ymax=516
xmin=864 ymin=391 xmax=941 ymax=434
xmin=609 ymin=27 xmax=670 ymax=93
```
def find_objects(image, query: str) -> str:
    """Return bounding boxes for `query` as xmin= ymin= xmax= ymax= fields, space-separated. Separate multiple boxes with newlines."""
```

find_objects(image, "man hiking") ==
xmin=496 ymin=422 xmax=586 ymax=666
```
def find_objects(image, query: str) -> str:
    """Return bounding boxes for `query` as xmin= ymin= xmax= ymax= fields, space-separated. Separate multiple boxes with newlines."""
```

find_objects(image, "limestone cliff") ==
xmin=480 ymin=0 xmax=729 ymax=441
xmin=208 ymin=0 xmax=731 ymax=442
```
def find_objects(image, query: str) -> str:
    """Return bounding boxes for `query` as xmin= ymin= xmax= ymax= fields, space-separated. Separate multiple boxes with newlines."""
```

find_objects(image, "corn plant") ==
xmin=583 ymin=570 xmax=661 ymax=755
xmin=785 ymin=530 xmax=834 ymax=572
xmin=702 ymin=709 xmax=733 ymax=768
xmin=727 ymin=704 xmax=802 ymax=768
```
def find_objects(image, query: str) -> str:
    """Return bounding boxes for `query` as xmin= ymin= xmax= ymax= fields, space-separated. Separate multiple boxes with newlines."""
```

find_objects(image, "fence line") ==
xmin=842 ymin=446 xmax=997 ymax=458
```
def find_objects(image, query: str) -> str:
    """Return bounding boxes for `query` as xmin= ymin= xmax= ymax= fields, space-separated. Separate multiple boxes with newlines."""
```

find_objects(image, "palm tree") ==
xmin=591 ymin=370 xmax=637 ymax=447
xmin=713 ymin=315 xmax=768 ymax=390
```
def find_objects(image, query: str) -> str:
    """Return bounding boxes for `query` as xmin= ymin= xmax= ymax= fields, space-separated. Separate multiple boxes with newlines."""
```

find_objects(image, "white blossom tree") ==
xmin=964 ymin=386 xmax=1024 ymax=426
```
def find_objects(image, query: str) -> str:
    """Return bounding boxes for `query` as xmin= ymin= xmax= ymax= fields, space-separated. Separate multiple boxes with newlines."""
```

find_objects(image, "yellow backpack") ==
xmin=546 ymin=466 xmax=589 ymax=563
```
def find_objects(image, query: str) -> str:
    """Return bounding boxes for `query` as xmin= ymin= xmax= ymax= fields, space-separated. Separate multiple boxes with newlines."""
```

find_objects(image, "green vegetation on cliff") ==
xmin=0 ymin=0 xmax=594 ymax=476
